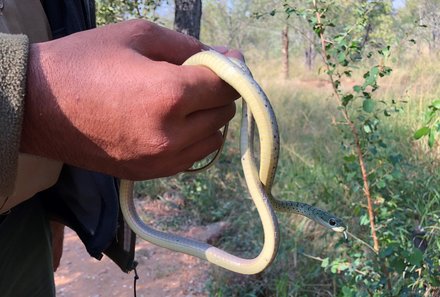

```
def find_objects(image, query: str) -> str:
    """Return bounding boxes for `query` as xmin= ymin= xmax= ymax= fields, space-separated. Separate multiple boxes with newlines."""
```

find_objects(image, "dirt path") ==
xmin=54 ymin=197 xmax=230 ymax=297
xmin=55 ymin=227 xmax=209 ymax=297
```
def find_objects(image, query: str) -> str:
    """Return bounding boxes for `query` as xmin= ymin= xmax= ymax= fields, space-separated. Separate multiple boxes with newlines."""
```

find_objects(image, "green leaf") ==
xmin=344 ymin=155 xmax=356 ymax=162
xmin=342 ymin=94 xmax=354 ymax=106
xmin=353 ymin=85 xmax=363 ymax=93
xmin=380 ymin=246 xmax=395 ymax=258
xmin=413 ymin=127 xmax=430 ymax=139
xmin=363 ymin=99 xmax=375 ymax=113
xmin=378 ymin=46 xmax=391 ymax=58
xmin=342 ymin=286 xmax=356 ymax=297
xmin=377 ymin=180 xmax=386 ymax=189
xmin=390 ymin=258 xmax=406 ymax=273
xmin=425 ymin=108 xmax=437 ymax=124
xmin=338 ymin=262 xmax=350 ymax=271
xmin=431 ymin=99 xmax=440 ymax=110
xmin=428 ymin=129 xmax=436 ymax=148
xmin=343 ymin=70 xmax=352 ymax=77
xmin=360 ymin=214 xmax=369 ymax=225
xmin=407 ymin=249 xmax=424 ymax=266
xmin=379 ymin=66 xmax=393 ymax=77
xmin=363 ymin=124 xmax=372 ymax=134
xmin=321 ymin=257 xmax=329 ymax=268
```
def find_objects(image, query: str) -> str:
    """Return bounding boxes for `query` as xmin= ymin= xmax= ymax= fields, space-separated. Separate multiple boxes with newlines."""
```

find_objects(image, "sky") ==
xmin=393 ymin=0 xmax=406 ymax=9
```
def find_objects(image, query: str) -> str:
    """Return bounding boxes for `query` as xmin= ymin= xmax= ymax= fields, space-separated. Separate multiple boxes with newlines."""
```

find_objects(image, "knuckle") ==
xmin=128 ymin=19 xmax=156 ymax=35
xmin=160 ymin=72 xmax=187 ymax=114
xmin=150 ymin=132 xmax=179 ymax=155
xmin=151 ymin=135 xmax=172 ymax=153
xmin=183 ymin=34 xmax=203 ymax=51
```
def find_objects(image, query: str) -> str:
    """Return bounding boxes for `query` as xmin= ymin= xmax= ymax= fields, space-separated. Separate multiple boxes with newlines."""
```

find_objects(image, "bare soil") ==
xmin=54 ymin=198 xmax=229 ymax=297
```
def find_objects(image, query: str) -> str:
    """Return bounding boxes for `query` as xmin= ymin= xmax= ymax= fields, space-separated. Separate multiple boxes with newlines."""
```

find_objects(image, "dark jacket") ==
xmin=0 ymin=0 xmax=136 ymax=273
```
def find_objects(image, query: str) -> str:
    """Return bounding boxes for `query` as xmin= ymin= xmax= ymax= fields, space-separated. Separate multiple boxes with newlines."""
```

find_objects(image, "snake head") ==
xmin=327 ymin=217 xmax=347 ymax=233
xmin=314 ymin=210 xmax=347 ymax=233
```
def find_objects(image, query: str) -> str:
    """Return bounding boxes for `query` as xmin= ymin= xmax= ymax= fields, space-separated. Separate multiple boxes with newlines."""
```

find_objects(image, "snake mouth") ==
xmin=332 ymin=226 xmax=347 ymax=233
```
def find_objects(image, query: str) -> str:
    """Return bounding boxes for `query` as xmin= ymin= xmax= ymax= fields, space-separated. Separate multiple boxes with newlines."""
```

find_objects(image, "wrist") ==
xmin=21 ymin=42 xmax=62 ymax=160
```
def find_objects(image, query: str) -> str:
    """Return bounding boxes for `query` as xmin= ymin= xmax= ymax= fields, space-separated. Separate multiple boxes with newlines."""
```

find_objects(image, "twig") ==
xmin=300 ymin=252 xmax=368 ymax=276
xmin=346 ymin=231 xmax=377 ymax=255
xmin=312 ymin=0 xmax=379 ymax=253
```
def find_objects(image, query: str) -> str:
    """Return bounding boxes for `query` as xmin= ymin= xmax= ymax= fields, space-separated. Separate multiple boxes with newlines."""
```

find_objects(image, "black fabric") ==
xmin=104 ymin=211 xmax=138 ymax=273
xmin=40 ymin=167 xmax=137 ymax=272
xmin=42 ymin=0 xmax=96 ymax=38
xmin=0 ymin=199 xmax=55 ymax=297
xmin=39 ymin=166 xmax=119 ymax=259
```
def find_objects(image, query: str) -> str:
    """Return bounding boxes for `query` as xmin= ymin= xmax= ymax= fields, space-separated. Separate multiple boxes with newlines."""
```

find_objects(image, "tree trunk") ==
xmin=281 ymin=25 xmax=289 ymax=79
xmin=431 ymin=21 xmax=439 ymax=52
xmin=305 ymin=31 xmax=315 ymax=70
xmin=361 ymin=23 xmax=372 ymax=49
xmin=174 ymin=0 xmax=202 ymax=39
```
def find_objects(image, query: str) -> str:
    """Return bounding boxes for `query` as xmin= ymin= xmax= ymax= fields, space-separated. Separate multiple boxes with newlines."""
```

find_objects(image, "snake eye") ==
xmin=329 ymin=218 xmax=336 ymax=226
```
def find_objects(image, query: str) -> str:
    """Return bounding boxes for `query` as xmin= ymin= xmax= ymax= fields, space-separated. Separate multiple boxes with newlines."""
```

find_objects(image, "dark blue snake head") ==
xmin=314 ymin=209 xmax=347 ymax=233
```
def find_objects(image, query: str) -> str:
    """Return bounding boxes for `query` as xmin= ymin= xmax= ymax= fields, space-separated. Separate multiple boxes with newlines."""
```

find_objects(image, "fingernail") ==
xmin=211 ymin=46 xmax=229 ymax=54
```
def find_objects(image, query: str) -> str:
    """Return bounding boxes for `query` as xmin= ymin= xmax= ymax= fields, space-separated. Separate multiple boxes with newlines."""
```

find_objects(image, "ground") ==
xmin=55 ymin=198 xmax=229 ymax=297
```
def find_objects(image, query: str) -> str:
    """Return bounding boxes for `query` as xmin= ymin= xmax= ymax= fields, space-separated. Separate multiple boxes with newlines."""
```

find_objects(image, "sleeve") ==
xmin=0 ymin=33 xmax=29 ymax=197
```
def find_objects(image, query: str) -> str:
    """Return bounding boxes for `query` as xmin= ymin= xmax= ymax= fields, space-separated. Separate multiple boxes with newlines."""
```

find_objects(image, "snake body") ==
xmin=119 ymin=51 xmax=346 ymax=275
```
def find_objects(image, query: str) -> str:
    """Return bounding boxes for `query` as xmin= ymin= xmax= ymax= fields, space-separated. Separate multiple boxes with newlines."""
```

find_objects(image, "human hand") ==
xmin=21 ymin=20 xmax=242 ymax=180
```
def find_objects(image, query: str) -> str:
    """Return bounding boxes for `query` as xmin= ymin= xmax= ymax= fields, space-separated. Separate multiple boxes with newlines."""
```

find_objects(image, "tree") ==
xmin=281 ymin=24 xmax=289 ymax=79
xmin=174 ymin=0 xmax=202 ymax=39
xmin=96 ymin=0 xmax=163 ymax=25
xmin=409 ymin=0 xmax=440 ymax=52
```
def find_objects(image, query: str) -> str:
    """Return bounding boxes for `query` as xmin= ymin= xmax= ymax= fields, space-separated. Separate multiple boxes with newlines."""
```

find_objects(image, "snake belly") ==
xmin=119 ymin=50 xmax=281 ymax=275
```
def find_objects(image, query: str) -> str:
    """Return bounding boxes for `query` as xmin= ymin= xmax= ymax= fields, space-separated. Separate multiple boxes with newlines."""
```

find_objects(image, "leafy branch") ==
xmin=414 ymin=99 xmax=440 ymax=148
xmin=310 ymin=0 xmax=383 ymax=252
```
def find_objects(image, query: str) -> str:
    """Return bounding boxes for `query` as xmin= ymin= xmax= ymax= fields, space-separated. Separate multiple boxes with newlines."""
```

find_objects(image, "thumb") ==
xmin=129 ymin=20 xmax=209 ymax=64
xmin=210 ymin=46 xmax=245 ymax=62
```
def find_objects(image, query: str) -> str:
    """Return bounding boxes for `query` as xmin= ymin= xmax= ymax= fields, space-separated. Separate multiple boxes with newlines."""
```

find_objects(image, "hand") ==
xmin=21 ymin=20 xmax=242 ymax=180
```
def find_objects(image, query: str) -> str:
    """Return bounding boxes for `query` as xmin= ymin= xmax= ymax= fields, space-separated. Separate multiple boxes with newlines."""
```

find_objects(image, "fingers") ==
xmin=176 ymin=130 xmax=225 ymax=172
xmin=127 ymin=20 xmax=208 ymax=64
xmin=177 ymin=65 xmax=241 ymax=113
xmin=183 ymin=102 xmax=236 ymax=146
xmin=127 ymin=20 xmax=245 ymax=66
xmin=218 ymin=48 xmax=245 ymax=62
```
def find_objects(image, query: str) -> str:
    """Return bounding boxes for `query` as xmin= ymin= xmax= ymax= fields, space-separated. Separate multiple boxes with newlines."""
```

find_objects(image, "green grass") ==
xmin=135 ymin=54 xmax=439 ymax=296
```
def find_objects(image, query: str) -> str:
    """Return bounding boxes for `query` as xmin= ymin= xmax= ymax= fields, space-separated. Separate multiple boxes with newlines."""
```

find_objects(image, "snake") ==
xmin=119 ymin=50 xmax=347 ymax=275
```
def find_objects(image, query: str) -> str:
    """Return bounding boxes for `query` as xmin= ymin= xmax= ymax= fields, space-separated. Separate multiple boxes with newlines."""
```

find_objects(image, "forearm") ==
xmin=0 ymin=33 xmax=29 ymax=197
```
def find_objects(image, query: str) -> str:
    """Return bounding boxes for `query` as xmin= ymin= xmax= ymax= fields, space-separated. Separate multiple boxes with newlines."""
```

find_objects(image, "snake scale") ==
xmin=119 ymin=50 xmax=346 ymax=275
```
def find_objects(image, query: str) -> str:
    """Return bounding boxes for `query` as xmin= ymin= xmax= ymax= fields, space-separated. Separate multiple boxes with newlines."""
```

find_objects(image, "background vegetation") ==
xmin=97 ymin=0 xmax=439 ymax=296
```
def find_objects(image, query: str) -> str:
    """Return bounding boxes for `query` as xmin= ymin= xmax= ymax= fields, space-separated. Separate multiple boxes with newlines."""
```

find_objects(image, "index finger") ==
xmin=130 ymin=20 xmax=209 ymax=64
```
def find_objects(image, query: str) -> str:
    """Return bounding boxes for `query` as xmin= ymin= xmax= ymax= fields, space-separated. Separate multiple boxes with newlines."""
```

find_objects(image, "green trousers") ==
xmin=0 ymin=198 xmax=55 ymax=297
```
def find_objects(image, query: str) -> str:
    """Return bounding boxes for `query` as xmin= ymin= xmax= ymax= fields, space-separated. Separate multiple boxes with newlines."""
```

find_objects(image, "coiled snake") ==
xmin=119 ymin=51 xmax=347 ymax=275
